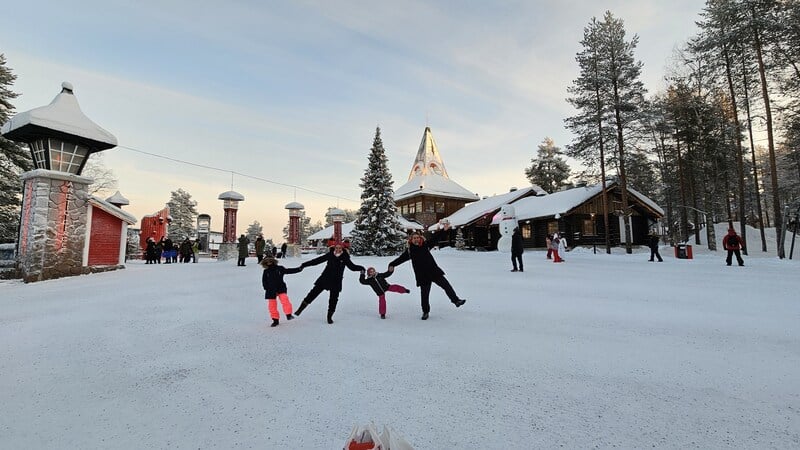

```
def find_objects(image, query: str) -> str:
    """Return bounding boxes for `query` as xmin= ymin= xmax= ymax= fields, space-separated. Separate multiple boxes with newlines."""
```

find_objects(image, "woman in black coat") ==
xmin=388 ymin=224 xmax=466 ymax=320
xmin=294 ymin=242 xmax=365 ymax=324
xmin=511 ymin=226 xmax=524 ymax=272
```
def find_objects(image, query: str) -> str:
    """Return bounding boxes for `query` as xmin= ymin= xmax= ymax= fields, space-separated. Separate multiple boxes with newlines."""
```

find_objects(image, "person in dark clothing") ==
xmin=280 ymin=242 xmax=287 ymax=258
xmin=511 ymin=226 xmax=524 ymax=272
xmin=648 ymin=233 xmax=663 ymax=262
xmin=162 ymin=237 xmax=173 ymax=264
xmin=388 ymin=223 xmax=466 ymax=320
xmin=723 ymin=228 xmax=745 ymax=266
xmin=237 ymin=234 xmax=250 ymax=266
xmin=260 ymin=256 xmax=303 ymax=327
xmin=145 ymin=237 xmax=156 ymax=264
xmin=294 ymin=242 xmax=365 ymax=324
xmin=255 ymin=235 xmax=267 ymax=263
xmin=359 ymin=266 xmax=410 ymax=319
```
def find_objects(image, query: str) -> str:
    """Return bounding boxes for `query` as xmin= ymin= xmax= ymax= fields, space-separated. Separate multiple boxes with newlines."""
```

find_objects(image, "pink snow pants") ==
xmin=268 ymin=293 xmax=293 ymax=319
xmin=378 ymin=285 xmax=408 ymax=315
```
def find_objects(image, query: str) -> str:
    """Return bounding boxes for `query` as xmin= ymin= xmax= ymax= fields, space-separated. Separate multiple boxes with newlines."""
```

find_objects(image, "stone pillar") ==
xmin=18 ymin=169 xmax=92 ymax=282
xmin=218 ymin=200 xmax=239 ymax=261
xmin=285 ymin=202 xmax=305 ymax=258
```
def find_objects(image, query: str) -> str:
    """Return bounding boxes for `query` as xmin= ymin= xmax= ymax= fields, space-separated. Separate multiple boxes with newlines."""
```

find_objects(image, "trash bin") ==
xmin=674 ymin=244 xmax=693 ymax=259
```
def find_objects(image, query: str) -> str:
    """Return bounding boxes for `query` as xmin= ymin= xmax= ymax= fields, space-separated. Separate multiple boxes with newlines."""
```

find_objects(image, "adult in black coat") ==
xmin=294 ymin=242 xmax=365 ymax=324
xmin=388 ymin=224 xmax=466 ymax=320
xmin=648 ymin=233 xmax=663 ymax=262
xmin=511 ymin=226 xmax=524 ymax=272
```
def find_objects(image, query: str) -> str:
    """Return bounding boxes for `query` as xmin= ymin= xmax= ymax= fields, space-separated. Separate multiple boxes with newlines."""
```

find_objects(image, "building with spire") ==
xmin=394 ymin=127 xmax=478 ymax=227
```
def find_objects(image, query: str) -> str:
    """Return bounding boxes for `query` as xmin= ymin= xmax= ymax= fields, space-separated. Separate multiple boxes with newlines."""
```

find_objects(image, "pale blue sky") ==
xmin=1 ymin=0 xmax=704 ymax=240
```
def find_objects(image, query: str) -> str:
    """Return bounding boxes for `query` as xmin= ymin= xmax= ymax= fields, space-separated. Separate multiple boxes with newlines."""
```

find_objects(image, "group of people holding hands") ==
xmin=260 ymin=224 xmax=466 ymax=327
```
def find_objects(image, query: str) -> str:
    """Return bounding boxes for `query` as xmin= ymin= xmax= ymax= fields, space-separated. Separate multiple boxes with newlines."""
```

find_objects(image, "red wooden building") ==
xmin=84 ymin=197 xmax=137 ymax=267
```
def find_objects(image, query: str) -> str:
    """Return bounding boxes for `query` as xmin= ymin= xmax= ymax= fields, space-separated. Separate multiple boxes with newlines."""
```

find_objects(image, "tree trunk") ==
xmin=751 ymin=3 xmax=784 ymax=258
xmin=722 ymin=45 xmax=748 ymax=254
xmin=611 ymin=78 xmax=632 ymax=254
xmin=741 ymin=51 xmax=768 ymax=252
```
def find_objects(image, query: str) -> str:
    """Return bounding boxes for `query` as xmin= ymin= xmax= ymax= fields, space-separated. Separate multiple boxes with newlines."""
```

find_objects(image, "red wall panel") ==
xmin=88 ymin=208 xmax=122 ymax=266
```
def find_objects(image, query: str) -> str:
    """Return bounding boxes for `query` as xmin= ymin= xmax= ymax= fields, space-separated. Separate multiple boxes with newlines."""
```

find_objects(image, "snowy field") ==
xmin=1 ymin=236 xmax=799 ymax=448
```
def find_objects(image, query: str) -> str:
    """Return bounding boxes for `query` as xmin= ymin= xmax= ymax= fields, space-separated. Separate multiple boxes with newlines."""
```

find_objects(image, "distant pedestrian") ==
xmin=723 ymin=228 xmax=745 ymax=266
xmin=511 ymin=226 xmax=524 ymax=272
xmin=295 ymin=242 xmax=365 ymax=324
xmin=359 ymin=266 xmax=410 ymax=319
xmin=255 ymin=235 xmax=267 ymax=263
xmin=648 ymin=233 xmax=663 ymax=262
xmin=192 ymin=239 xmax=199 ymax=263
xmin=551 ymin=233 xmax=564 ymax=263
xmin=260 ymin=256 xmax=302 ymax=327
xmin=237 ymin=234 xmax=250 ymax=266
xmin=388 ymin=223 xmax=466 ymax=320
xmin=545 ymin=234 xmax=553 ymax=260
xmin=280 ymin=242 xmax=287 ymax=258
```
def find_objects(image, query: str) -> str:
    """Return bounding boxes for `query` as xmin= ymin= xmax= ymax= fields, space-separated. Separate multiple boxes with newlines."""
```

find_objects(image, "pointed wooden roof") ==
xmin=394 ymin=127 xmax=478 ymax=202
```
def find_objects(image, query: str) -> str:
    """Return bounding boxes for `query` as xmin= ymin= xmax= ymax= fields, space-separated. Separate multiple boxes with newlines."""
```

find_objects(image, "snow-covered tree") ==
xmin=246 ymin=220 xmax=263 ymax=242
xmin=166 ymin=188 xmax=197 ymax=241
xmin=454 ymin=227 xmax=466 ymax=250
xmin=350 ymin=127 xmax=405 ymax=256
xmin=0 ymin=54 xmax=32 ymax=243
xmin=524 ymin=137 xmax=571 ymax=193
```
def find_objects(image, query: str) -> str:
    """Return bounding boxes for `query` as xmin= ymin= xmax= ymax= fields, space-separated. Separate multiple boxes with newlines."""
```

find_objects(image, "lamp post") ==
xmin=590 ymin=212 xmax=597 ymax=254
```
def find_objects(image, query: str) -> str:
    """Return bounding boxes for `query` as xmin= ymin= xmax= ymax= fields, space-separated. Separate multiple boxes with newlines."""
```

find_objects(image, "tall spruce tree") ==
xmin=166 ymin=188 xmax=198 ymax=241
xmin=524 ymin=137 xmax=571 ymax=193
xmin=0 ymin=54 xmax=32 ymax=243
xmin=350 ymin=127 xmax=405 ymax=256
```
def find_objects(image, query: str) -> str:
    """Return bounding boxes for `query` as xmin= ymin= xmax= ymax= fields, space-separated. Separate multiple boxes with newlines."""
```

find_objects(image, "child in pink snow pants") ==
xmin=359 ymin=267 xmax=410 ymax=319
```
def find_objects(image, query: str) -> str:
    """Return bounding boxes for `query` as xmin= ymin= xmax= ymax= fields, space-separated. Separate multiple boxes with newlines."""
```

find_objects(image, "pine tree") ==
xmin=246 ymin=221 xmax=263 ymax=242
xmin=166 ymin=188 xmax=198 ymax=241
xmin=350 ymin=127 xmax=405 ymax=256
xmin=454 ymin=227 xmax=466 ymax=250
xmin=0 ymin=54 xmax=32 ymax=243
xmin=524 ymin=137 xmax=571 ymax=193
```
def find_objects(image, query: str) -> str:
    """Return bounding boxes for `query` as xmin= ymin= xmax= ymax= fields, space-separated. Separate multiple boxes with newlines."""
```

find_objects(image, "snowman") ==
xmin=496 ymin=204 xmax=517 ymax=253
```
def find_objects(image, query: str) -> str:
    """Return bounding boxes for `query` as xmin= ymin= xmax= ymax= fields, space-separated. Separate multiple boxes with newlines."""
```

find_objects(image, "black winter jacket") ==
xmin=389 ymin=231 xmax=446 ymax=286
xmin=511 ymin=228 xmax=523 ymax=255
xmin=301 ymin=249 xmax=364 ymax=292
xmin=262 ymin=265 xmax=302 ymax=299
xmin=359 ymin=270 xmax=394 ymax=295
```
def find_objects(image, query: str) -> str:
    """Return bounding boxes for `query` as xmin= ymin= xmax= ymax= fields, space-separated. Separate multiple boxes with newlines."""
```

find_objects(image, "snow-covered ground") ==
xmin=1 ymin=227 xmax=799 ymax=448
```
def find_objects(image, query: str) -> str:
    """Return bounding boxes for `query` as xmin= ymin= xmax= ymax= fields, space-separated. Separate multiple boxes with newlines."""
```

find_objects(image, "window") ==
xmin=582 ymin=219 xmax=594 ymax=235
xmin=408 ymin=203 xmax=415 ymax=214
xmin=401 ymin=205 xmax=408 ymax=215
xmin=425 ymin=202 xmax=435 ymax=213
xmin=435 ymin=201 xmax=445 ymax=213
xmin=415 ymin=201 xmax=423 ymax=213
xmin=547 ymin=221 xmax=559 ymax=235
xmin=522 ymin=223 xmax=531 ymax=239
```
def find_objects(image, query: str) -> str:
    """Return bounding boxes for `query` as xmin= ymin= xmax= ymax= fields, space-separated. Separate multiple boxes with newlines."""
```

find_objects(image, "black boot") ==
xmin=270 ymin=319 xmax=279 ymax=327
xmin=421 ymin=312 xmax=429 ymax=320
xmin=294 ymin=301 xmax=308 ymax=316
xmin=454 ymin=299 xmax=466 ymax=307
xmin=327 ymin=311 xmax=334 ymax=324
xmin=286 ymin=314 xmax=294 ymax=320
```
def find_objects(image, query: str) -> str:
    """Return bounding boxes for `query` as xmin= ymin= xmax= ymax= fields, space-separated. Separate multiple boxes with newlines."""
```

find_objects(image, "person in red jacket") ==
xmin=723 ymin=228 xmax=745 ymax=266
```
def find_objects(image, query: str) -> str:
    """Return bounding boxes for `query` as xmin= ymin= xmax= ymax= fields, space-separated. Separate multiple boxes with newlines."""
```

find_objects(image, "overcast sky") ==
xmin=1 ymin=0 xmax=705 ymax=240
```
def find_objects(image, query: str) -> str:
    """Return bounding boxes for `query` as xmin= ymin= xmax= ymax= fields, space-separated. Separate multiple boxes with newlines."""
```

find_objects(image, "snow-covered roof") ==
xmin=394 ymin=127 xmax=478 ymax=202
xmin=428 ymin=186 xmax=546 ymax=230
xmin=105 ymin=191 xmax=129 ymax=206
xmin=284 ymin=201 xmax=304 ymax=209
xmin=218 ymin=191 xmax=245 ymax=201
xmin=1 ymin=82 xmax=117 ymax=150
xmin=88 ymin=196 xmax=137 ymax=225
xmin=394 ymin=175 xmax=479 ymax=202
xmin=491 ymin=182 xmax=664 ymax=224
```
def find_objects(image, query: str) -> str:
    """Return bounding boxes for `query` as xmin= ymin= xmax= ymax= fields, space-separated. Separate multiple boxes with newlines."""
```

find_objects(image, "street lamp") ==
xmin=590 ymin=212 xmax=597 ymax=254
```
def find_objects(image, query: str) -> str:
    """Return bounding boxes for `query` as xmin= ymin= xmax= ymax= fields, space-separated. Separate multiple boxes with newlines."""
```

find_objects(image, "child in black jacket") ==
xmin=261 ymin=256 xmax=303 ymax=327
xmin=359 ymin=267 xmax=410 ymax=319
